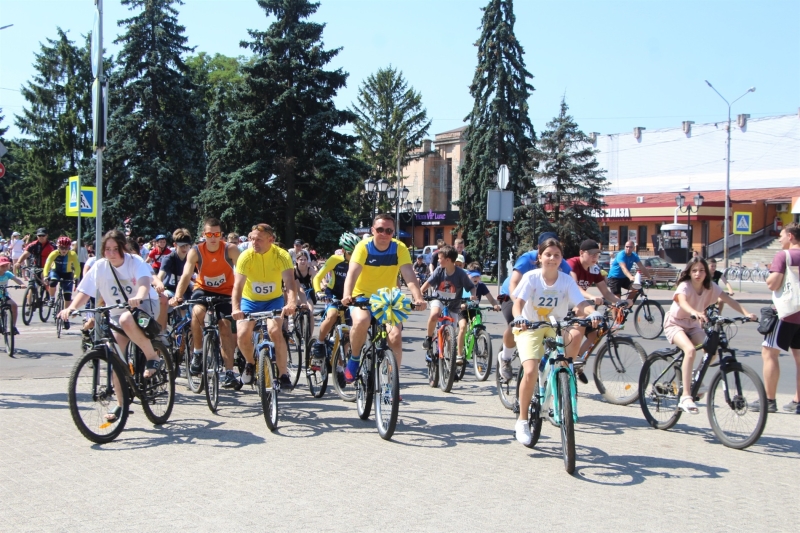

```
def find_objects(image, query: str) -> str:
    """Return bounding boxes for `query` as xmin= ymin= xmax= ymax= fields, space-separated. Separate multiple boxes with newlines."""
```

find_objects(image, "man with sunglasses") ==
xmin=15 ymin=228 xmax=55 ymax=279
xmin=231 ymin=223 xmax=297 ymax=389
xmin=341 ymin=213 xmax=426 ymax=384
xmin=170 ymin=217 xmax=241 ymax=387
xmin=43 ymin=236 xmax=81 ymax=329
xmin=606 ymin=240 xmax=652 ymax=298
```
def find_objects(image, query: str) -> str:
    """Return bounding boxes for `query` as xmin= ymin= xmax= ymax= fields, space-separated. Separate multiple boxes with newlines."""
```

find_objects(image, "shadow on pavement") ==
xmin=4 ymin=348 xmax=74 ymax=359
xmin=666 ymin=421 xmax=800 ymax=459
xmin=89 ymin=418 xmax=267 ymax=450
xmin=0 ymin=391 xmax=69 ymax=409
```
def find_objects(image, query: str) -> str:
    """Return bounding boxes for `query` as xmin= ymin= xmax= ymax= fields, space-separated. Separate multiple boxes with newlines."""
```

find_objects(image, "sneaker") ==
xmin=63 ymin=320 xmax=70 ymax=330
xmin=279 ymin=373 xmax=294 ymax=390
xmin=12 ymin=327 xmax=20 ymax=335
xmin=514 ymin=419 xmax=532 ymax=446
xmin=456 ymin=354 xmax=464 ymax=366
xmin=345 ymin=357 xmax=360 ymax=384
xmin=749 ymin=399 xmax=778 ymax=413
xmin=422 ymin=336 xmax=432 ymax=349
xmin=783 ymin=400 xmax=800 ymax=414
xmin=221 ymin=370 xmax=238 ymax=388
xmin=241 ymin=363 xmax=255 ymax=385
xmin=499 ymin=358 xmax=513 ymax=381
xmin=336 ymin=366 xmax=346 ymax=389
xmin=576 ymin=369 xmax=588 ymax=385
xmin=311 ymin=341 xmax=326 ymax=366
xmin=190 ymin=353 xmax=203 ymax=375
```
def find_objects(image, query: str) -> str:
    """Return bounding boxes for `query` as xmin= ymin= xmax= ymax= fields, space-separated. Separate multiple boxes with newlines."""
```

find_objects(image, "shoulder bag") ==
xmin=772 ymin=250 xmax=800 ymax=319
xmin=109 ymin=261 xmax=162 ymax=339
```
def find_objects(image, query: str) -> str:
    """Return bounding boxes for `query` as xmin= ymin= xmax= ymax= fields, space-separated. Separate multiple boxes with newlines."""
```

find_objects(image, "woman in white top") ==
xmin=59 ymin=230 xmax=163 ymax=420
xmin=9 ymin=232 xmax=27 ymax=276
xmin=510 ymin=238 xmax=601 ymax=446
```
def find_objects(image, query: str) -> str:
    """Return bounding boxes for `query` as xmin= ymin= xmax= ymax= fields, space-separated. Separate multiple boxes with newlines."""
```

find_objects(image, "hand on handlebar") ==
xmin=231 ymin=309 xmax=245 ymax=321
xmin=169 ymin=295 xmax=183 ymax=307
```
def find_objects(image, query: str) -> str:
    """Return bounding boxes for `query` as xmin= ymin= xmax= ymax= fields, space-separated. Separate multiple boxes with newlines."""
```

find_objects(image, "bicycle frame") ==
xmin=538 ymin=327 xmax=579 ymax=426
xmin=434 ymin=307 xmax=455 ymax=360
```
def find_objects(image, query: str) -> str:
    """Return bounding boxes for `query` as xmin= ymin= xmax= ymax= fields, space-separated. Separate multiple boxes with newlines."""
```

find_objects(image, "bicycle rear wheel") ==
xmin=496 ymin=351 xmax=520 ymax=411
xmin=68 ymin=349 xmax=130 ymax=444
xmin=21 ymin=286 xmax=35 ymax=326
xmin=707 ymin=365 xmax=767 ymax=449
xmin=356 ymin=344 xmax=374 ymax=420
xmin=332 ymin=340 xmax=356 ymax=402
xmin=375 ymin=348 xmax=400 ymax=440
xmin=634 ymin=300 xmax=664 ymax=339
xmin=138 ymin=341 xmax=175 ymax=425
xmin=525 ymin=396 xmax=543 ymax=449
xmin=473 ymin=329 xmax=492 ymax=381
xmin=38 ymin=286 xmax=52 ymax=323
xmin=557 ymin=371 xmax=576 ymax=474
xmin=439 ymin=324 xmax=457 ymax=392
xmin=592 ymin=337 xmax=646 ymax=405
xmin=639 ymin=352 xmax=682 ymax=430
xmin=203 ymin=333 xmax=220 ymax=413
xmin=306 ymin=338 xmax=328 ymax=399
xmin=258 ymin=347 xmax=278 ymax=430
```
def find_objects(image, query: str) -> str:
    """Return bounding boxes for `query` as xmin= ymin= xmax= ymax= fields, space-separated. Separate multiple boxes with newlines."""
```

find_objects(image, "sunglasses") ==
xmin=204 ymin=232 xmax=222 ymax=238
xmin=373 ymin=227 xmax=394 ymax=236
xmin=252 ymin=224 xmax=274 ymax=235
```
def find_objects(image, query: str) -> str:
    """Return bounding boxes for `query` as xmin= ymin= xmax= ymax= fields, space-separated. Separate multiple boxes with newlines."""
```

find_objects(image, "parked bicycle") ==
xmin=21 ymin=267 xmax=51 ymax=325
xmin=623 ymin=279 xmax=665 ymax=339
xmin=423 ymin=294 xmax=458 ymax=393
xmin=1 ymin=285 xmax=23 ymax=357
xmin=638 ymin=314 xmax=767 ymax=449
xmin=66 ymin=303 xmax=175 ymax=444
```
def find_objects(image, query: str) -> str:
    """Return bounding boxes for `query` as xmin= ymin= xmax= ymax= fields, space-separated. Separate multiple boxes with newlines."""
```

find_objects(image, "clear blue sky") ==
xmin=0 ymin=0 xmax=797 ymax=141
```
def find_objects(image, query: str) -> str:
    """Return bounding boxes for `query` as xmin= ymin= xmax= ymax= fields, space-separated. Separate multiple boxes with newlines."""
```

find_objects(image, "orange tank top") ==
xmin=193 ymin=242 xmax=235 ymax=294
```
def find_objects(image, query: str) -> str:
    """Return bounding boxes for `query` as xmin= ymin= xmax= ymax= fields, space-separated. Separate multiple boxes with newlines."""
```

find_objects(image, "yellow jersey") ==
xmin=351 ymin=237 xmax=411 ymax=298
xmin=235 ymin=245 xmax=293 ymax=301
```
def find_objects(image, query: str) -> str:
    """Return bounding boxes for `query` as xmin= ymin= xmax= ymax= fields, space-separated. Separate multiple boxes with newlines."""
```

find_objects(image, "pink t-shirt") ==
xmin=770 ymin=249 xmax=800 ymax=324
xmin=668 ymin=281 xmax=723 ymax=319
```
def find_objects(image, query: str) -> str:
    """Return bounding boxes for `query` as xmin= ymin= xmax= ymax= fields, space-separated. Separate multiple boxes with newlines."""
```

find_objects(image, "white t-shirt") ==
xmin=77 ymin=253 xmax=158 ymax=315
xmin=512 ymin=269 xmax=586 ymax=322
xmin=10 ymin=239 xmax=25 ymax=260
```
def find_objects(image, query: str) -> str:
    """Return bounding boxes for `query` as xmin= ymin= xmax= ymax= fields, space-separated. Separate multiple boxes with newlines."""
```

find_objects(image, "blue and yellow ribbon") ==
xmin=369 ymin=287 xmax=412 ymax=327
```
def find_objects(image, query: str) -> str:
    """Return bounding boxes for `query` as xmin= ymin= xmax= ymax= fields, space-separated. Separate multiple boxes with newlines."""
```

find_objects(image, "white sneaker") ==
xmin=515 ymin=419 xmax=532 ymax=446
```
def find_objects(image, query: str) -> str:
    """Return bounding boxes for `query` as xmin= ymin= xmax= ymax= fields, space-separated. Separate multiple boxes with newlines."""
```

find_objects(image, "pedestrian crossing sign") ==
xmin=65 ymin=184 xmax=97 ymax=218
xmin=733 ymin=212 xmax=752 ymax=235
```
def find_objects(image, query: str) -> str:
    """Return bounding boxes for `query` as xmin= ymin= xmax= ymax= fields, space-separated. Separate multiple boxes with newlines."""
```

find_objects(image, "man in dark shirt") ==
xmin=16 ymin=228 xmax=54 ymax=270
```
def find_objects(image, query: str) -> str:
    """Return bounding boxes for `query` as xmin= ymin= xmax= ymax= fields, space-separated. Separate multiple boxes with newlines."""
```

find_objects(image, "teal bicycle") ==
xmin=514 ymin=315 xmax=595 ymax=474
xmin=455 ymin=301 xmax=494 ymax=382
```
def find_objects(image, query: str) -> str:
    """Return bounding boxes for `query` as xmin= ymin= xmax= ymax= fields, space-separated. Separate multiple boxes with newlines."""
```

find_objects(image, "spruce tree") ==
xmin=200 ymin=0 xmax=362 ymax=248
xmin=526 ymin=98 xmax=608 ymax=258
xmin=104 ymin=0 xmax=205 ymax=237
xmin=457 ymin=0 xmax=535 ymax=277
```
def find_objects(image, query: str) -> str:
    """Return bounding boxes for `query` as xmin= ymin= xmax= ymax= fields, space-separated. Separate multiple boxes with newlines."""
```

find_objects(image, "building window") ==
xmin=601 ymin=226 xmax=609 ymax=245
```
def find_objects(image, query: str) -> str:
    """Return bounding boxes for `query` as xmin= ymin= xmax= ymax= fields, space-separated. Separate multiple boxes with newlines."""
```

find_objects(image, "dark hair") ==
xmin=676 ymin=257 xmax=711 ymax=290
xmin=708 ymin=258 xmax=717 ymax=264
xmin=784 ymin=223 xmax=800 ymax=241
xmin=437 ymin=245 xmax=457 ymax=262
xmin=372 ymin=213 xmax=396 ymax=227
xmin=467 ymin=261 xmax=482 ymax=272
xmin=173 ymin=228 xmax=192 ymax=243
xmin=101 ymin=229 xmax=129 ymax=256
xmin=227 ymin=232 xmax=238 ymax=243
xmin=203 ymin=217 xmax=222 ymax=230
xmin=537 ymin=238 xmax=563 ymax=265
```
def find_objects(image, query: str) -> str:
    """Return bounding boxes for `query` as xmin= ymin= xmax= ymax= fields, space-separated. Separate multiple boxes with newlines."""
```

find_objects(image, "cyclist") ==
xmin=294 ymin=252 xmax=317 ymax=305
xmin=497 ymin=232 xmax=572 ymax=382
xmin=170 ymin=217 xmax=241 ymax=388
xmin=158 ymin=229 xmax=193 ymax=302
xmin=15 ymin=228 xmax=55 ymax=286
xmin=289 ymin=239 xmax=310 ymax=264
xmin=310 ymin=232 xmax=360 ymax=386
xmin=0 ymin=256 xmax=24 ymax=334
xmin=707 ymin=258 xmax=734 ymax=313
xmin=421 ymin=245 xmax=477 ymax=366
xmin=341 ymin=213 xmax=426 ymax=383
xmin=605 ymin=240 xmax=653 ymax=298
xmin=230 ymin=223 xmax=296 ymax=388
xmin=413 ymin=255 xmax=428 ymax=285
xmin=43 ymin=236 xmax=80 ymax=330
xmin=511 ymin=237 xmax=601 ymax=446
xmin=663 ymin=257 xmax=757 ymax=415
xmin=464 ymin=262 xmax=502 ymax=309
xmin=146 ymin=234 xmax=171 ymax=272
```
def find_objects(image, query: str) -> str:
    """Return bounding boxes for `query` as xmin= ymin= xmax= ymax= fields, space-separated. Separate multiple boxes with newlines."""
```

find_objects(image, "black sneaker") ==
xmin=422 ymin=336 xmax=432 ymax=349
xmin=279 ymin=373 xmax=294 ymax=390
xmin=576 ymin=369 xmax=588 ymax=385
xmin=311 ymin=341 xmax=326 ymax=367
xmin=12 ymin=327 xmax=20 ymax=335
xmin=63 ymin=320 xmax=70 ymax=330
xmin=241 ymin=362 xmax=255 ymax=385
xmin=750 ymin=399 xmax=778 ymax=413
xmin=190 ymin=353 xmax=203 ymax=375
xmin=221 ymin=370 xmax=238 ymax=388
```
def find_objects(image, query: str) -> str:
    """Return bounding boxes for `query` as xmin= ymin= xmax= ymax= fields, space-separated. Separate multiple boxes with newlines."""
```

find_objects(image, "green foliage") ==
xmin=104 ymin=0 xmax=205 ymax=238
xmin=527 ymin=98 xmax=608 ymax=258
xmin=199 ymin=0 xmax=364 ymax=246
xmin=457 ymin=0 xmax=536 ymax=277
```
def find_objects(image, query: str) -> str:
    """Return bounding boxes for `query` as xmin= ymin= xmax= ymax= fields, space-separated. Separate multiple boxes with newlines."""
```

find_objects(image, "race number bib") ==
xmin=251 ymin=281 xmax=276 ymax=296
xmin=534 ymin=289 xmax=560 ymax=318
xmin=110 ymin=277 xmax=135 ymax=298
xmin=204 ymin=273 xmax=227 ymax=289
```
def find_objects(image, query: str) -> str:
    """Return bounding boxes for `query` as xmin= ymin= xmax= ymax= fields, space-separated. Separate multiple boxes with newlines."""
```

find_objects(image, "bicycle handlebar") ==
xmin=70 ymin=302 xmax=127 ymax=316
xmin=227 ymin=310 xmax=283 ymax=322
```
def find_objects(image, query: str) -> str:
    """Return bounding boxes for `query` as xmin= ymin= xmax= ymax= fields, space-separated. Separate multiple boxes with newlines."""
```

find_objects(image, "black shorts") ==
xmin=763 ymin=320 xmax=800 ymax=351
xmin=606 ymin=276 xmax=631 ymax=296
xmin=501 ymin=299 xmax=515 ymax=325
xmin=190 ymin=289 xmax=232 ymax=317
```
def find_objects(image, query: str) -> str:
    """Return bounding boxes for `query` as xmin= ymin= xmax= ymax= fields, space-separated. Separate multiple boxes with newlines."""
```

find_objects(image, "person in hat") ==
xmin=157 ymin=228 xmax=194 ymax=331
xmin=15 ymin=229 xmax=55 ymax=291
xmin=146 ymin=234 xmax=171 ymax=272
xmin=0 ymin=256 xmax=25 ymax=334
xmin=289 ymin=238 xmax=310 ymax=265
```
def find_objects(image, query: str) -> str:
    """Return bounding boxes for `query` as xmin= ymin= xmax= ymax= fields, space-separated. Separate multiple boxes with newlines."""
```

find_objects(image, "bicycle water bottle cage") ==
xmin=651 ymin=346 xmax=681 ymax=357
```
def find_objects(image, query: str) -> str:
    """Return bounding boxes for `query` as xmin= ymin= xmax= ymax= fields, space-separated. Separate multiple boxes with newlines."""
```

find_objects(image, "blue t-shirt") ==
xmin=608 ymin=251 xmax=641 ymax=279
xmin=499 ymin=250 xmax=572 ymax=296
xmin=462 ymin=281 xmax=491 ymax=301
xmin=0 ymin=271 xmax=15 ymax=290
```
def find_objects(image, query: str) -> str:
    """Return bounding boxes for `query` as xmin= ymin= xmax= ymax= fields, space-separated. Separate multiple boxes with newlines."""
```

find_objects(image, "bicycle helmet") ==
xmin=57 ymin=236 xmax=72 ymax=249
xmin=338 ymin=232 xmax=360 ymax=253
xmin=155 ymin=234 xmax=167 ymax=241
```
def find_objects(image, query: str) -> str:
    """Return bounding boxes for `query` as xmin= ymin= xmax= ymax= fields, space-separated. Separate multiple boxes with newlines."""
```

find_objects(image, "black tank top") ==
xmin=294 ymin=265 xmax=312 ymax=288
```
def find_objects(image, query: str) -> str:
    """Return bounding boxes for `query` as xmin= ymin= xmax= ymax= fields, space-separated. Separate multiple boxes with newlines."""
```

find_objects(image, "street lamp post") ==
xmin=676 ymin=192 xmax=704 ymax=261
xmin=363 ymin=177 xmax=390 ymax=225
xmin=404 ymin=197 xmax=423 ymax=251
xmin=705 ymin=81 xmax=755 ymax=268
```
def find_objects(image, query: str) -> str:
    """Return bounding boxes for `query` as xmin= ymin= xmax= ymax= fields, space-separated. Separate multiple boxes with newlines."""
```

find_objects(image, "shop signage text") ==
xmin=592 ymin=207 xmax=631 ymax=219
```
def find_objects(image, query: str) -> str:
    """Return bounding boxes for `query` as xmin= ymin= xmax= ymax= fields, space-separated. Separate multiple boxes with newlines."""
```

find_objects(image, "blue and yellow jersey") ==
xmin=350 ymin=237 xmax=411 ymax=298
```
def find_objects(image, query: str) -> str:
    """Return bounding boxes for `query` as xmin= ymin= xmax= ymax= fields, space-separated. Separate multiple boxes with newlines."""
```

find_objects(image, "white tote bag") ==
xmin=773 ymin=250 xmax=800 ymax=319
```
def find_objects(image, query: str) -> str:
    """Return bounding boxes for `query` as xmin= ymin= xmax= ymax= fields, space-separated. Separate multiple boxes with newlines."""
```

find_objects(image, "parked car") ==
xmin=598 ymin=251 xmax=612 ymax=273
xmin=421 ymin=245 xmax=438 ymax=265
xmin=634 ymin=256 xmax=681 ymax=287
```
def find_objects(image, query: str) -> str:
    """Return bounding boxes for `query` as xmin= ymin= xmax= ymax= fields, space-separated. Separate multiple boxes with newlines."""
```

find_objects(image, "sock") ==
xmin=193 ymin=349 xmax=202 ymax=355
xmin=501 ymin=346 xmax=514 ymax=362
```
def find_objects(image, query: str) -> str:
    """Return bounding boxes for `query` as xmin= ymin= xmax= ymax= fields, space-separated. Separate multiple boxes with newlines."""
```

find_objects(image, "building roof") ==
xmin=435 ymin=125 xmax=468 ymax=136
xmin=603 ymin=186 xmax=800 ymax=205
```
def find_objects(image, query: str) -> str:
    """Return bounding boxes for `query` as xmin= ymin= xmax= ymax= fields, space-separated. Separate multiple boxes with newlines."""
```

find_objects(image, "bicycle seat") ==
xmin=650 ymin=346 xmax=682 ymax=357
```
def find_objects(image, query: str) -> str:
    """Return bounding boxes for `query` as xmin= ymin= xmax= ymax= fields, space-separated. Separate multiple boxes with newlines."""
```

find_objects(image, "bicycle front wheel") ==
xmin=258 ymin=347 xmax=278 ymax=430
xmin=707 ymin=364 xmax=768 ymax=449
xmin=426 ymin=346 xmax=439 ymax=388
xmin=183 ymin=330 xmax=203 ymax=393
xmin=496 ymin=351 xmax=520 ymax=411
xmin=2 ymin=307 xmax=14 ymax=357
xmin=375 ymin=348 xmax=400 ymax=440
xmin=286 ymin=329 xmax=303 ymax=388
xmin=332 ymin=340 xmax=356 ymax=402
xmin=592 ymin=337 xmax=646 ymax=405
xmin=55 ymin=294 xmax=64 ymax=338
xmin=639 ymin=352 xmax=682 ymax=430
xmin=68 ymin=349 xmax=130 ymax=444
xmin=473 ymin=329 xmax=492 ymax=381
xmin=139 ymin=341 xmax=175 ymax=425
xmin=634 ymin=300 xmax=664 ymax=339
xmin=306 ymin=338 xmax=328 ymax=399
xmin=38 ymin=287 xmax=52 ymax=323
xmin=439 ymin=324 xmax=457 ymax=393
xmin=203 ymin=333 xmax=220 ymax=414
xmin=558 ymin=371 xmax=576 ymax=474
xmin=21 ymin=286 xmax=35 ymax=326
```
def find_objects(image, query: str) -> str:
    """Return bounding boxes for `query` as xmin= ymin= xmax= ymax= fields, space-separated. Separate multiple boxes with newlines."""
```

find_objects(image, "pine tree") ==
xmin=104 ymin=0 xmax=205 ymax=237
xmin=199 ymin=0 xmax=363 ymax=248
xmin=526 ymin=98 xmax=608 ymax=258
xmin=457 ymin=0 xmax=535 ymax=277
xmin=11 ymin=29 xmax=95 ymax=237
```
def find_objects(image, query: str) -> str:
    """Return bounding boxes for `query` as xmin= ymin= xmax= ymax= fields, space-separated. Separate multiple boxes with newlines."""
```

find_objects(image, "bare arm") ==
xmin=766 ymin=271 xmax=783 ymax=292
xmin=596 ymin=280 xmax=624 ymax=306
xmin=282 ymin=269 xmax=297 ymax=314
xmin=171 ymin=248 xmax=198 ymax=303
xmin=717 ymin=292 xmax=757 ymax=320
xmin=231 ymin=271 xmax=247 ymax=319
xmin=507 ymin=270 xmax=523 ymax=303
xmin=635 ymin=261 xmax=652 ymax=279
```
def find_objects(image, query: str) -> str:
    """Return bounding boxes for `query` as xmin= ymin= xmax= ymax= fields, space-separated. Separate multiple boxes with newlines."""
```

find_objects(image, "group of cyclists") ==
xmin=3 ymin=215 xmax=799 ymax=446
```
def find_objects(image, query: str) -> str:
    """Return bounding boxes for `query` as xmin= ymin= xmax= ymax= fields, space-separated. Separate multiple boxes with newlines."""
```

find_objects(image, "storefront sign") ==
xmin=415 ymin=210 xmax=460 ymax=226
xmin=609 ymin=230 xmax=619 ymax=246
xmin=592 ymin=207 xmax=631 ymax=219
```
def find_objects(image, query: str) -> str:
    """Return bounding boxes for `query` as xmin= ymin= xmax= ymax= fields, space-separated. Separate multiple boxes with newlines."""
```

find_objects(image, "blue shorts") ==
xmin=324 ymin=302 xmax=351 ymax=325
xmin=241 ymin=296 xmax=285 ymax=314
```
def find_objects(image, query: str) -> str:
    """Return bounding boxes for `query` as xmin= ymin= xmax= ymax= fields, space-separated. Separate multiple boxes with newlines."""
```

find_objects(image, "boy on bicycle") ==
xmin=0 ymin=256 xmax=24 ymax=334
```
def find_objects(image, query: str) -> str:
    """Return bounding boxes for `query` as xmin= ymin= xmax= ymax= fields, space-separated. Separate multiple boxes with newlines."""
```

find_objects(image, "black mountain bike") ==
xmin=21 ymin=268 xmax=50 ymax=325
xmin=625 ymin=280 xmax=665 ymax=339
xmin=199 ymin=296 xmax=239 ymax=413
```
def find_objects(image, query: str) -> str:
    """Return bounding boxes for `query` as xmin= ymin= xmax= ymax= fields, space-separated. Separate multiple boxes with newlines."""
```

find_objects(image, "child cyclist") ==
xmin=663 ymin=257 xmax=757 ymax=414
xmin=0 ymin=256 xmax=25 ymax=334
xmin=511 ymin=238 xmax=601 ymax=446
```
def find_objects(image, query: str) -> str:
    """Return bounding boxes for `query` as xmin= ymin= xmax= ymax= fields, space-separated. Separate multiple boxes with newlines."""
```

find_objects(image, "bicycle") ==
xmin=165 ymin=302 xmax=196 ymax=391
xmin=514 ymin=316 xmax=594 ymax=474
xmin=351 ymin=298 xmax=407 ymax=440
xmin=291 ymin=303 xmax=312 ymax=387
xmin=1 ymin=285 xmax=23 ymax=357
xmin=239 ymin=310 xmax=284 ymax=430
xmin=638 ymin=314 xmax=767 ymax=449
xmin=496 ymin=348 xmax=521 ymax=411
xmin=423 ymin=295 xmax=458 ymax=393
xmin=66 ymin=303 xmax=175 ymax=444
xmin=623 ymin=279 xmax=665 ymax=339
xmin=199 ymin=296 xmax=240 ymax=413
xmin=311 ymin=298 xmax=356 ymax=401
xmin=456 ymin=301 xmax=494 ymax=382
xmin=21 ymin=267 xmax=51 ymax=325
xmin=52 ymin=277 xmax=72 ymax=339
